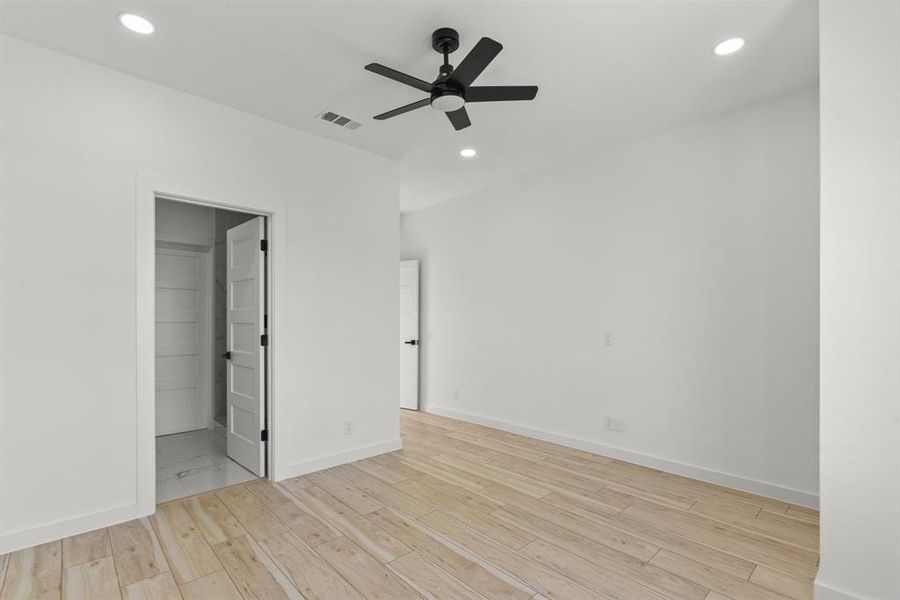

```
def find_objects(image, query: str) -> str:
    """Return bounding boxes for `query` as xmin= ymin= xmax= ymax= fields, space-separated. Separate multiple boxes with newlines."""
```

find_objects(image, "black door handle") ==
xmin=404 ymin=339 xmax=418 ymax=346
xmin=222 ymin=351 xmax=232 ymax=359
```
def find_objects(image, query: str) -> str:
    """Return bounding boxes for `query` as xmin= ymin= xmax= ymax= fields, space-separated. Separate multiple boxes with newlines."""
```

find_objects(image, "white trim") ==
xmin=276 ymin=438 xmax=403 ymax=480
xmin=155 ymin=231 xmax=215 ymax=247
xmin=814 ymin=582 xmax=864 ymax=600
xmin=137 ymin=172 xmax=284 ymax=518
xmin=0 ymin=503 xmax=136 ymax=554
xmin=426 ymin=405 xmax=819 ymax=508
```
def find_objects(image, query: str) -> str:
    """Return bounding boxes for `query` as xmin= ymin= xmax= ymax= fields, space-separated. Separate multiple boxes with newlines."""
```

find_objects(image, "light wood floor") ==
xmin=0 ymin=410 xmax=819 ymax=599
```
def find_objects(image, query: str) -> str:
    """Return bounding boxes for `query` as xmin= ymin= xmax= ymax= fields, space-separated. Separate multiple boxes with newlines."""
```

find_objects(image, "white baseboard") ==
xmin=0 ymin=502 xmax=139 ymax=554
xmin=814 ymin=581 xmax=863 ymax=600
xmin=426 ymin=406 xmax=819 ymax=508
xmin=275 ymin=438 xmax=403 ymax=481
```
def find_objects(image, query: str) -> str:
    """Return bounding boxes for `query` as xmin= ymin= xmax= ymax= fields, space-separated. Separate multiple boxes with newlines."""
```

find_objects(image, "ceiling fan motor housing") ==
xmin=430 ymin=84 xmax=465 ymax=112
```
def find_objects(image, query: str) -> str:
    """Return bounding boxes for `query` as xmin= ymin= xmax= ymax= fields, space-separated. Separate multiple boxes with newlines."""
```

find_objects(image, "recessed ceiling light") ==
xmin=714 ymin=37 xmax=744 ymax=56
xmin=460 ymin=148 xmax=477 ymax=158
xmin=118 ymin=12 xmax=155 ymax=35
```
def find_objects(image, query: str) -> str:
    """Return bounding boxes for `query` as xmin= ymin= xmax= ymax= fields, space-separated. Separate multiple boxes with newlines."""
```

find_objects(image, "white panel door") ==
xmin=155 ymin=247 xmax=209 ymax=435
xmin=399 ymin=260 xmax=420 ymax=410
xmin=226 ymin=217 xmax=266 ymax=475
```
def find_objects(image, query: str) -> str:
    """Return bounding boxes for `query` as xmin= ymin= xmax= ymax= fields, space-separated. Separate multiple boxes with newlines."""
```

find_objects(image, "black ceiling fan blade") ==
xmin=466 ymin=85 xmax=538 ymax=102
xmin=365 ymin=63 xmax=432 ymax=93
xmin=373 ymin=98 xmax=431 ymax=120
xmin=447 ymin=37 xmax=502 ymax=89
xmin=446 ymin=107 xmax=471 ymax=130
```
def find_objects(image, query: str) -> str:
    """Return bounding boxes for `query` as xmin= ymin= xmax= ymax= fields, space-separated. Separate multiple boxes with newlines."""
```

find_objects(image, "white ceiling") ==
xmin=0 ymin=1 xmax=818 ymax=211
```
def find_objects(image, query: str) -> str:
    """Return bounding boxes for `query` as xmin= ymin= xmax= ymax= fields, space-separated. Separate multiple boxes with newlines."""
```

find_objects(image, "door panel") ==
xmin=155 ymin=247 xmax=209 ymax=435
xmin=225 ymin=216 xmax=266 ymax=476
xmin=399 ymin=260 xmax=420 ymax=410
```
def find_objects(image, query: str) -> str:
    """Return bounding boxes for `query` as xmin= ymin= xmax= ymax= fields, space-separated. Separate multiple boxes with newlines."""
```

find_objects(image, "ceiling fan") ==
xmin=364 ymin=28 xmax=538 ymax=131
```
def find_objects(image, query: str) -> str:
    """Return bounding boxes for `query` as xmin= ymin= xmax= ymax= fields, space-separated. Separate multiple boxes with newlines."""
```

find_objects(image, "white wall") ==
xmin=817 ymin=2 xmax=900 ymax=599
xmin=0 ymin=36 xmax=400 ymax=552
xmin=401 ymin=88 xmax=819 ymax=505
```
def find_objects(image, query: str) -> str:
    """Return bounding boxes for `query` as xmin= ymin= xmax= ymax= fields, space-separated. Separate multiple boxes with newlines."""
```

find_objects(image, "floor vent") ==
xmin=319 ymin=110 xmax=362 ymax=130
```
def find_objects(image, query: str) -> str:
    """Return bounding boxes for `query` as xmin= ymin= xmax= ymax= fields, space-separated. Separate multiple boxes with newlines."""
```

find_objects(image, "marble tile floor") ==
xmin=156 ymin=427 xmax=257 ymax=503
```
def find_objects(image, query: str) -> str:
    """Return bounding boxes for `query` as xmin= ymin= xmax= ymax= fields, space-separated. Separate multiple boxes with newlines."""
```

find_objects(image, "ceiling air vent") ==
xmin=318 ymin=110 xmax=362 ymax=130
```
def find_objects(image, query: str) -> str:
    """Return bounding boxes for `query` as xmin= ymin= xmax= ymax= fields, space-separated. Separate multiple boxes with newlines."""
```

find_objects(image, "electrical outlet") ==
xmin=452 ymin=389 xmax=460 ymax=402
xmin=604 ymin=416 xmax=625 ymax=433
xmin=603 ymin=332 xmax=614 ymax=346
xmin=343 ymin=421 xmax=353 ymax=435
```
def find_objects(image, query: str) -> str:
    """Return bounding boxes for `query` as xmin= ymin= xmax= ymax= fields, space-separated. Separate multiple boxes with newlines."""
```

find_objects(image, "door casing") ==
xmin=137 ymin=174 xmax=278 ymax=516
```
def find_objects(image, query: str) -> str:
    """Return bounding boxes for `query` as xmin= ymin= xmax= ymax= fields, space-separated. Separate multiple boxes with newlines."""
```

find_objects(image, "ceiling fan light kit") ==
xmin=364 ymin=27 xmax=538 ymax=131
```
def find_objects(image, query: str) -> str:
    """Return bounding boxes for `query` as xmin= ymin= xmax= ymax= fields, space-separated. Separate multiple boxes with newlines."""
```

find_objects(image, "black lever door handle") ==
xmin=222 ymin=351 xmax=232 ymax=359
xmin=404 ymin=339 xmax=418 ymax=346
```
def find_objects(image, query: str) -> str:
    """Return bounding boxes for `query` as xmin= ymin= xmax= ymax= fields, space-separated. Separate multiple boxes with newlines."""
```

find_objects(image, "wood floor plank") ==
xmin=396 ymin=453 xmax=492 ymax=491
xmin=150 ymin=503 xmax=221 ymax=584
xmin=182 ymin=494 xmax=246 ymax=546
xmin=785 ymin=506 xmax=818 ymax=524
xmin=623 ymin=504 xmax=818 ymax=579
xmin=427 ymin=453 xmax=551 ymax=498
xmin=749 ymin=565 xmax=814 ymax=600
xmin=259 ymin=532 xmax=364 ymax=600
xmin=433 ymin=500 xmax=536 ymax=550
xmin=62 ymin=556 xmax=120 ymax=600
xmin=212 ymin=535 xmax=302 ymax=600
xmin=215 ymin=484 xmax=287 ymax=541
xmin=494 ymin=504 xmax=708 ymax=600
xmin=541 ymin=488 xmax=626 ymax=518
xmin=1 ymin=541 xmax=62 ymax=600
xmin=388 ymin=551 xmax=485 ymax=600
xmin=742 ymin=511 xmax=819 ymax=551
xmin=585 ymin=505 xmax=757 ymax=580
xmin=120 ymin=571 xmax=181 ymax=600
xmin=479 ymin=484 xmax=660 ymax=562
xmin=177 ymin=571 xmax=241 ymax=600
xmin=108 ymin=519 xmax=169 ymax=589
xmin=352 ymin=458 xmax=411 ymax=484
xmin=649 ymin=550 xmax=790 ymax=600
xmin=418 ymin=511 xmax=607 ymax=600
xmin=367 ymin=508 xmax=534 ymax=600
xmin=369 ymin=452 xmax=402 ymax=466
xmin=62 ymin=529 xmax=112 ymax=569
xmin=288 ymin=484 xmax=411 ymax=562
xmin=305 ymin=471 xmax=384 ymax=514
xmin=396 ymin=474 xmax=502 ymax=515
xmin=690 ymin=501 xmax=761 ymax=523
xmin=520 ymin=538 xmax=667 ymax=600
xmin=246 ymin=480 xmax=342 ymax=547
xmin=330 ymin=465 xmax=435 ymax=518
xmin=315 ymin=536 xmax=421 ymax=600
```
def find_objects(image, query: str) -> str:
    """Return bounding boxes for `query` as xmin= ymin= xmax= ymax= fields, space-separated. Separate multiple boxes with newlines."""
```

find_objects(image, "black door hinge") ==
xmin=261 ymin=429 xmax=268 ymax=442
xmin=260 ymin=239 xmax=268 ymax=252
xmin=260 ymin=333 xmax=269 ymax=347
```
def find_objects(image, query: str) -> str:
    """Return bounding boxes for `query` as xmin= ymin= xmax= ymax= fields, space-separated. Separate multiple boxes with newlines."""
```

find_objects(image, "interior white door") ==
xmin=155 ymin=246 xmax=210 ymax=435
xmin=225 ymin=216 xmax=266 ymax=476
xmin=399 ymin=260 xmax=420 ymax=410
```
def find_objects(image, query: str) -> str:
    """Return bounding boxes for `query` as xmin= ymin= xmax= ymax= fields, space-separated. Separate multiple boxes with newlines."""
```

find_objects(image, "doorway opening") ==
xmin=154 ymin=197 xmax=269 ymax=503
